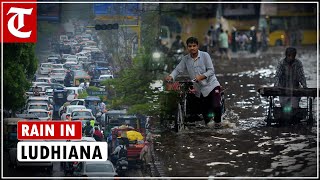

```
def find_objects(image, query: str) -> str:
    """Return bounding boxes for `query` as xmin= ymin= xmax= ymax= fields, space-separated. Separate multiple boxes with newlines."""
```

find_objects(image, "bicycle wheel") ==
xmin=307 ymin=97 xmax=313 ymax=126
xmin=266 ymin=97 xmax=273 ymax=126
xmin=175 ymin=103 xmax=185 ymax=132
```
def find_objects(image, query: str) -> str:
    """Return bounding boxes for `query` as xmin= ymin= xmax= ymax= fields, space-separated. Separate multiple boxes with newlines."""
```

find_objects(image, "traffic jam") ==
xmin=3 ymin=19 xmax=150 ymax=178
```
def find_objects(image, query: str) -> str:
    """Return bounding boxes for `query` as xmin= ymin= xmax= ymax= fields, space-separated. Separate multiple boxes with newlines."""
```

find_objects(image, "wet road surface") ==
xmin=154 ymin=46 xmax=318 ymax=177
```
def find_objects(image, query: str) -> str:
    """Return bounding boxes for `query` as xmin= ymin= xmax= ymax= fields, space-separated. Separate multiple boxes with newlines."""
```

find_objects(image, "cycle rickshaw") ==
xmin=258 ymin=87 xmax=318 ymax=126
xmin=162 ymin=75 xmax=226 ymax=132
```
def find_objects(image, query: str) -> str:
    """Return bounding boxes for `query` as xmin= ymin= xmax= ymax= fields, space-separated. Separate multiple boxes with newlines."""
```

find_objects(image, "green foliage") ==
xmin=3 ymin=43 xmax=38 ymax=111
xmin=77 ymin=91 xmax=88 ymax=99
xmin=101 ymin=53 xmax=159 ymax=115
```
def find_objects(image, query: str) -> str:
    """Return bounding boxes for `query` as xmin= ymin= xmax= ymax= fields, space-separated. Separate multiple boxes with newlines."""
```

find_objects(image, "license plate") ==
xmin=122 ymin=166 xmax=127 ymax=170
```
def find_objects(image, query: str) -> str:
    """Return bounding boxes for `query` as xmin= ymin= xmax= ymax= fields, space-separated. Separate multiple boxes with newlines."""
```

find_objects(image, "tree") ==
xmin=3 ymin=43 xmax=38 ymax=111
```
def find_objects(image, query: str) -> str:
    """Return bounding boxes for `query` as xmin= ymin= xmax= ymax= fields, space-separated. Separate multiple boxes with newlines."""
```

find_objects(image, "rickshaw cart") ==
xmin=109 ymin=126 xmax=145 ymax=168
xmin=163 ymin=75 xmax=226 ymax=132
xmin=258 ymin=87 xmax=318 ymax=126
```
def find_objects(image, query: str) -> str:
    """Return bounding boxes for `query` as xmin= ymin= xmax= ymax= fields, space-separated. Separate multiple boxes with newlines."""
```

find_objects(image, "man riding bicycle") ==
xmin=165 ymin=37 xmax=223 ymax=129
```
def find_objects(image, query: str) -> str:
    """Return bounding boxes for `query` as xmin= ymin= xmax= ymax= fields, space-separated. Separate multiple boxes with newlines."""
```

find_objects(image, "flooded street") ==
xmin=154 ymin=46 xmax=318 ymax=177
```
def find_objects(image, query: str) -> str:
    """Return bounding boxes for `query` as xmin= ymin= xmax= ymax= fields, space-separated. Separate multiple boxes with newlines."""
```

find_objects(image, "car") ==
xmin=65 ymin=87 xmax=84 ymax=101
xmin=27 ymin=109 xmax=51 ymax=121
xmin=60 ymin=105 xmax=86 ymax=120
xmin=8 ymin=140 xmax=53 ymax=173
xmin=26 ymin=86 xmax=50 ymax=97
xmin=45 ymin=89 xmax=54 ymax=96
xmin=49 ymin=68 xmax=66 ymax=84
xmin=39 ymin=63 xmax=53 ymax=75
xmin=64 ymin=62 xmax=78 ymax=70
xmin=27 ymin=102 xmax=50 ymax=111
xmin=35 ymin=77 xmax=57 ymax=84
xmin=77 ymin=56 xmax=89 ymax=64
xmin=72 ymin=160 xmax=118 ymax=177
xmin=71 ymin=109 xmax=95 ymax=121
xmin=52 ymin=64 xmax=64 ymax=70
xmin=65 ymin=55 xmax=78 ymax=64
xmin=47 ymin=57 xmax=59 ymax=64
xmin=26 ymin=96 xmax=51 ymax=106
xmin=98 ymin=74 xmax=114 ymax=81
xmin=33 ymin=82 xmax=65 ymax=90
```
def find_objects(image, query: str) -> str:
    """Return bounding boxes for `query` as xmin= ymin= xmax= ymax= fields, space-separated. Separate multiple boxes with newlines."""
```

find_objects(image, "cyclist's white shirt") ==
xmin=170 ymin=50 xmax=220 ymax=97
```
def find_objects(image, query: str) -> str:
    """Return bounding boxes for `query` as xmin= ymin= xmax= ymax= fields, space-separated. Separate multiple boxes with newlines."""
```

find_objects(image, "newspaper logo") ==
xmin=3 ymin=3 xmax=37 ymax=42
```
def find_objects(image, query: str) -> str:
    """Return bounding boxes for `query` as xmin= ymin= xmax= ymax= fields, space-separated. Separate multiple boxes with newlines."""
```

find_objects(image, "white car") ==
xmin=77 ymin=56 xmax=89 ymax=64
xmin=47 ymin=57 xmax=59 ymax=64
xmin=27 ymin=102 xmax=50 ymax=111
xmin=27 ymin=109 xmax=51 ymax=121
xmin=35 ymin=77 xmax=56 ymax=84
xmin=99 ymin=74 xmax=114 ymax=81
xmin=65 ymin=87 xmax=84 ymax=101
xmin=39 ymin=63 xmax=53 ymax=75
xmin=60 ymin=105 xmax=86 ymax=120
xmin=70 ymin=109 xmax=95 ymax=121
xmin=52 ymin=64 xmax=64 ymax=69
xmin=66 ymin=55 xmax=78 ymax=64
xmin=26 ymin=96 xmax=51 ymax=107
xmin=49 ymin=68 xmax=66 ymax=83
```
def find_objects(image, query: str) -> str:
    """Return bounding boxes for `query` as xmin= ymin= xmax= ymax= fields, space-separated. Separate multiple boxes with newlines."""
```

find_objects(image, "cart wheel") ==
xmin=266 ymin=97 xmax=272 ymax=126
xmin=307 ymin=98 xmax=313 ymax=126
xmin=175 ymin=103 xmax=184 ymax=132
xmin=221 ymin=94 xmax=225 ymax=114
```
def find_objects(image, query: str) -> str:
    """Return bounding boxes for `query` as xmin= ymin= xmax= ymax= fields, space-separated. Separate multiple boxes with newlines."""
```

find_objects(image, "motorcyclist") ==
xmin=170 ymin=35 xmax=186 ymax=53
xmin=110 ymin=140 xmax=127 ymax=165
xmin=33 ymin=86 xmax=40 ymax=96
xmin=93 ymin=126 xmax=104 ymax=141
xmin=83 ymin=121 xmax=93 ymax=137
xmin=64 ymin=70 xmax=72 ymax=87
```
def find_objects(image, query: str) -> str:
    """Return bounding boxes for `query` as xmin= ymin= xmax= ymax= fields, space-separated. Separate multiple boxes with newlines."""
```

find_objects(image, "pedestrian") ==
xmin=274 ymin=47 xmax=307 ymax=123
xmin=218 ymin=29 xmax=231 ymax=60
xmin=250 ymin=26 xmax=257 ymax=53
xmin=208 ymin=25 xmax=216 ymax=49
xmin=256 ymin=29 xmax=262 ymax=51
xmin=231 ymin=27 xmax=237 ymax=53
xmin=99 ymin=101 xmax=106 ymax=113
xmin=93 ymin=127 xmax=104 ymax=141
xmin=165 ymin=37 xmax=223 ymax=128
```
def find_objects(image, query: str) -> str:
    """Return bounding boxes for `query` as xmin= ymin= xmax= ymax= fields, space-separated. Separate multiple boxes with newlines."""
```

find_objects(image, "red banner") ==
xmin=17 ymin=121 xmax=83 ymax=140
xmin=1 ymin=0 xmax=37 ymax=43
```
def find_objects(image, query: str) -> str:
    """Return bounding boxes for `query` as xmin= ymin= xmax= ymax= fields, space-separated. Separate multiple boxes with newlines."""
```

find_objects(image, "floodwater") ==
xmin=153 ymin=46 xmax=318 ymax=177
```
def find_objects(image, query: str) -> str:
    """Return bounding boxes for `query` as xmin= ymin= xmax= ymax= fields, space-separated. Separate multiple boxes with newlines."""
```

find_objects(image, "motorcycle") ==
xmin=171 ymin=47 xmax=185 ymax=70
xmin=115 ymin=157 xmax=129 ymax=176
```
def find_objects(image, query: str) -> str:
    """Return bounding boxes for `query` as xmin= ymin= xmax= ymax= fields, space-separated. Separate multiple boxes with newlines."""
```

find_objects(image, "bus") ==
xmin=259 ymin=4 xmax=317 ymax=46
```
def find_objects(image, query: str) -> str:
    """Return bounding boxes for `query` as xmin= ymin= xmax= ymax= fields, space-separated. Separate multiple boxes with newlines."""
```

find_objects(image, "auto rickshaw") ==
xmin=4 ymin=118 xmax=19 ymax=151
xmin=53 ymin=89 xmax=68 ymax=119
